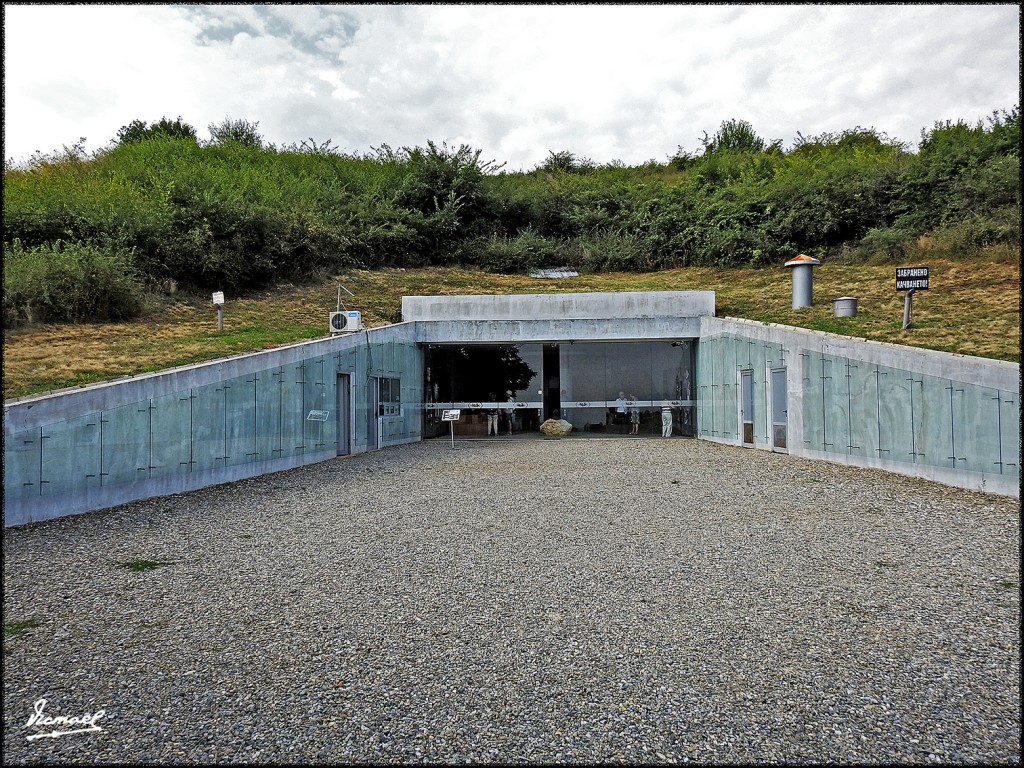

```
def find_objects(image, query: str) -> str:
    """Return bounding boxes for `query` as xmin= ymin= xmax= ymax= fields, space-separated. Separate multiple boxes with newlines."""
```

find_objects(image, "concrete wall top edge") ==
xmin=706 ymin=316 xmax=1020 ymax=387
xmin=402 ymin=291 xmax=715 ymax=322
xmin=3 ymin=322 xmax=417 ymax=429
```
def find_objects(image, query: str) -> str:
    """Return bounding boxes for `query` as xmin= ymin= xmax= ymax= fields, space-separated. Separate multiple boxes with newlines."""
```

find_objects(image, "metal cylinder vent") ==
xmin=784 ymin=254 xmax=821 ymax=309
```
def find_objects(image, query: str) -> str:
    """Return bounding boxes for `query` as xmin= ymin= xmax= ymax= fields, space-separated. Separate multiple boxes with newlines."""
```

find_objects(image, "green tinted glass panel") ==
xmin=281 ymin=363 xmax=306 ymax=456
xmin=846 ymin=361 xmax=877 ymax=458
xmin=951 ymin=382 xmax=1001 ymax=474
xmin=875 ymin=365 xmax=916 ymax=464
xmin=801 ymin=351 xmax=825 ymax=451
xmin=41 ymin=413 xmax=102 ymax=496
xmin=225 ymin=374 xmax=258 ymax=468
xmin=150 ymin=392 xmax=191 ymax=478
xmin=192 ymin=382 xmax=227 ymax=471
xmin=255 ymin=367 xmax=283 ymax=462
xmin=3 ymin=427 xmax=40 ymax=500
xmin=999 ymin=390 xmax=1020 ymax=477
xmin=822 ymin=354 xmax=848 ymax=455
xmin=101 ymin=401 xmax=150 ymax=487
xmin=917 ymin=374 xmax=954 ymax=469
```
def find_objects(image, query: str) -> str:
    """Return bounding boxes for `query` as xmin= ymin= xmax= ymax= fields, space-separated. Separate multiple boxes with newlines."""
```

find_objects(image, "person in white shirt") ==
xmin=661 ymin=401 xmax=673 ymax=437
xmin=614 ymin=392 xmax=627 ymax=432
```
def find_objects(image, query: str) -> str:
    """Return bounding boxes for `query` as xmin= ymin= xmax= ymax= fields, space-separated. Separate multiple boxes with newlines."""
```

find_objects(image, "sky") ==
xmin=2 ymin=3 xmax=1020 ymax=171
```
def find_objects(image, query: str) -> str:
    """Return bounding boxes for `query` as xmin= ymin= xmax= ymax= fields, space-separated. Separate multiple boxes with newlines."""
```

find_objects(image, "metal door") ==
xmin=366 ymin=376 xmax=379 ymax=451
xmin=740 ymin=370 xmax=754 ymax=446
xmin=771 ymin=367 xmax=788 ymax=451
xmin=336 ymin=373 xmax=351 ymax=456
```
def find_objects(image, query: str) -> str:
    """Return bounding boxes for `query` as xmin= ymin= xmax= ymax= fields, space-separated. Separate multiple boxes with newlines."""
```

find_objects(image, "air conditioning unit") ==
xmin=329 ymin=310 xmax=362 ymax=333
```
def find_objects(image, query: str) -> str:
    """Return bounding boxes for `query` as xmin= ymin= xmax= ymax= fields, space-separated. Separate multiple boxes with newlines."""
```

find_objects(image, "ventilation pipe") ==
xmin=784 ymin=254 xmax=821 ymax=308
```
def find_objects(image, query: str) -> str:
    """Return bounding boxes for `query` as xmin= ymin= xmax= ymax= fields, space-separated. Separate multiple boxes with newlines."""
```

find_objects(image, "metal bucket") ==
xmin=833 ymin=296 xmax=858 ymax=317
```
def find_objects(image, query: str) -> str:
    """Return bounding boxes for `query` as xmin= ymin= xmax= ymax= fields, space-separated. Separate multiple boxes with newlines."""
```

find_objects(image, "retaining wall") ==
xmin=697 ymin=317 xmax=1020 ymax=497
xmin=5 ymin=299 xmax=1019 ymax=528
xmin=3 ymin=324 xmax=423 ymax=527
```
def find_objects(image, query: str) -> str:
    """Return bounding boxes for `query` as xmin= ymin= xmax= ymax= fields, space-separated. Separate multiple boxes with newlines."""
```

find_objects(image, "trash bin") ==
xmin=833 ymin=296 xmax=858 ymax=317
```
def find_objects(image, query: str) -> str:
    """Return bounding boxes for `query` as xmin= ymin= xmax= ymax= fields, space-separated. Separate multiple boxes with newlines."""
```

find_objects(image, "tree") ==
xmin=116 ymin=116 xmax=197 ymax=145
xmin=894 ymin=107 xmax=1021 ymax=234
xmin=537 ymin=150 xmax=596 ymax=175
xmin=442 ymin=346 xmax=537 ymax=401
xmin=207 ymin=118 xmax=264 ymax=149
xmin=668 ymin=146 xmax=697 ymax=171
xmin=281 ymin=137 xmax=341 ymax=156
xmin=391 ymin=141 xmax=504 ymax=224
xmin=701 ymin=119 xmax=778 ymax=155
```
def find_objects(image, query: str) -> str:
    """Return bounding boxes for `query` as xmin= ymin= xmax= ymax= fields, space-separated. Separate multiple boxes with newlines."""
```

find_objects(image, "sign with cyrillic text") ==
xmin=896 ymin=267 xmax=929 ymax=291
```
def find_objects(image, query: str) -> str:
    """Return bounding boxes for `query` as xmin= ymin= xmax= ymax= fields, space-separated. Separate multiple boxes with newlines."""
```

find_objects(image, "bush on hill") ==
xmin=2 ymin=108 xmax=1019 ymax=324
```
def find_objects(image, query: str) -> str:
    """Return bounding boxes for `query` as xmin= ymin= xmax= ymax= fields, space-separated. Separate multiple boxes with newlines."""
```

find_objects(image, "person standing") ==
xmin=502 ymin=401 xmax=515 ymax=435
xmin=629 ymin=394 xmax=640 ymax=435
xmin=615 ymin=391 xmax=627 ymax=432
xmin=661 ymin=400 xmax=673 ymax=437
xmin=486 ymin=408 xmax=499 ymax=436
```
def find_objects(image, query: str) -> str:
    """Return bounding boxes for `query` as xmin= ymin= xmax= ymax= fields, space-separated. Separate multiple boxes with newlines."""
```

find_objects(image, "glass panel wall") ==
xmin=560 ymin=341 xmax=695 ymax=436
xmin=423 ymin=344 xmax=544 ymax=436
xmin=423 ymin=340 xmax=695 ymax=437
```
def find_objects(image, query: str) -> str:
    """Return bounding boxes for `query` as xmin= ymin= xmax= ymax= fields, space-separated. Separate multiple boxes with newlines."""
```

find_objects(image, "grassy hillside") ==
xmin=2 ymin=252 xmax=1018 ymax=400
xmin=5 ymin=110 xmax=1019 ymax=330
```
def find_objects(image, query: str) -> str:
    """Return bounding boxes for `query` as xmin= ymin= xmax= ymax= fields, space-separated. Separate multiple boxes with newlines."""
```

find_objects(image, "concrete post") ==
xmin=902 ymin=289 xmax=916 ymax=329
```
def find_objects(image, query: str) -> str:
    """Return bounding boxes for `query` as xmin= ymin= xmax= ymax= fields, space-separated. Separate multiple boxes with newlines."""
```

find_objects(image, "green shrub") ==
xmin=930 ymin=207 xmax=1021 ymax=254
xmin=2 ymin=107 xmax=1018 ymax=315
xmin=566 ymin=231 xmax=654 ymax=272
xmin=3 ymin=239 xmax=145 ymax=326
xmin=854 ymin=227 xmax=917 ymax=262
xmin=464 ymin=229 xmax=565 ymax=273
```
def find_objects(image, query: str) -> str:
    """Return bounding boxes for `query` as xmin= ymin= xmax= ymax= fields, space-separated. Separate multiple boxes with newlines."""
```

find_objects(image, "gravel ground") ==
xmin=2 ymin=437 xmax=1020 ymax=765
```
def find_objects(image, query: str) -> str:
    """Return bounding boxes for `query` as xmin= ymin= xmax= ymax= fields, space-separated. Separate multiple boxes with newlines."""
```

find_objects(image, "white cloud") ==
xmin=3 ymin=4 xmax=1019 ymax=169
xmin=4 ymin=4 xmax=216 ymax=153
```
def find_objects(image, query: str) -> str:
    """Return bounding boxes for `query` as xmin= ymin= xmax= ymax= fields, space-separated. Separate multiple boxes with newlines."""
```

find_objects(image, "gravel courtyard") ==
xmin=3 ymin=437 xmax=1020 ymax=764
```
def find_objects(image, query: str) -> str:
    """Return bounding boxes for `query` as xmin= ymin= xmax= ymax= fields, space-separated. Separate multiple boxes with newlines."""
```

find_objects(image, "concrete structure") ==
xmin=4 ymin=290 xmax=1019 ymax=527
xmin=403 ymin=290 xmax=713 ymax=345
xmin=403 ymin=290 xmax=715 ymax=322
xmin=697 ymin=316 xmax=1019 ymax=497
xmin=4 ymin=326 xmax=423 ymax=527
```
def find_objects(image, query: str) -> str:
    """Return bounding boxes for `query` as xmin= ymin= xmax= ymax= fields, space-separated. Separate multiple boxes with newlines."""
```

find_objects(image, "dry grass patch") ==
xmin=3 ymin=256 xmax=1018 ymax=400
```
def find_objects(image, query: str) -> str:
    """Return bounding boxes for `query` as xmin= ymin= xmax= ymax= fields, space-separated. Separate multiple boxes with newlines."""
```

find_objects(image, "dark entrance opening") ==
xmin=543 ymin=344 xmax=561 ymax=420
xmin=422 ymin=344 xmax=543 ymax=437
xmin=422 ymin=340 xmax=696 ymax=438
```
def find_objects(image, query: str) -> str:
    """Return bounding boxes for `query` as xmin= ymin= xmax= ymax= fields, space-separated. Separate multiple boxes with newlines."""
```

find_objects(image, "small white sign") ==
xmin=306 ymin=410 xmax=330 ymax=422
xmin=212 ymin=291 xmax=225 ymax=305
xmin=441 ymin=409 xmax=461 ymax=421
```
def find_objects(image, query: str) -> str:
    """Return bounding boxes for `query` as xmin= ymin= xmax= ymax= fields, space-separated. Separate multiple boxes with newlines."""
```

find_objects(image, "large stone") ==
xmin=540 ymin=418 xmax=572 ymax=437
